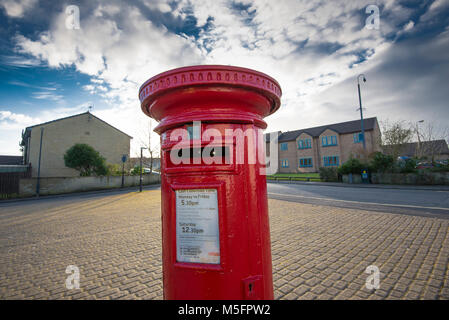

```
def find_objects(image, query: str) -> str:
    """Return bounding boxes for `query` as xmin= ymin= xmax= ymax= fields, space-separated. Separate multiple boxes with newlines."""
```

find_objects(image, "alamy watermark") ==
xmin=365 ymin=5 xmax=380 ymax=30
xmin=365 ymin=265 xmax=380 ymax=290
xmin=65 ymin=5 xmax=80 ymax=30
xmin=164 ymin=121 xmax=279 ymax=175
xmin=65 ymin=265 xmax=80 ymax=289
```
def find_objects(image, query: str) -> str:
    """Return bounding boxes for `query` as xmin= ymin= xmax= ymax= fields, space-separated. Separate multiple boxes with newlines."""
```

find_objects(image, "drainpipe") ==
xmin=36 ymin=127 xmax=44 ymax=197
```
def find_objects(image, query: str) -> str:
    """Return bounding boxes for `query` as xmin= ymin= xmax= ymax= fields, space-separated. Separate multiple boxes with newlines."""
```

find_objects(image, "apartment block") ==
xmin=267 ymin=117 xmax=382 ymax=173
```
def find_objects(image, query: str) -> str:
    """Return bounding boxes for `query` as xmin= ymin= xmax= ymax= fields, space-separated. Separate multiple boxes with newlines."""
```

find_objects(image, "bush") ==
xmin=131 ymin=166 xmax=143 ymax=175
xmin=107 ymin=163 xmax=122 ymax=176
xmin=319 ymin=167 xmax=339 ymax=182
xmin=370 ymin=152 xmax=394 ymax=173
xmin=398 ymin=158 xmax=417 ymax=173
xmin=64 ymin=143 xmax=108 ymax=176
xmin=338 ymin=157 xmax=365 ymax=175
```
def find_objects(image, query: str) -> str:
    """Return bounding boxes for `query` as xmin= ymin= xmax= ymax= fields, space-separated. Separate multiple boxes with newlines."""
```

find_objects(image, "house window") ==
xmin=299 ymin=157 xmax=313 ymax=168
xmin=323 ymin=156 xmax=339 ymax=166
xmin=322 ymin=135 xmax=337 ymax=147
xmin=280 ymin=142 xmax=288 ymax=151
xmin=353 ymin=132 xmax=364 ymax=143
xmin=281 ymin=159 xmax=289 ymax=168
xmin=331 ymin=135 xmax=337 ymax=145
xmin=298 ymin=138 xmax=312 ymax=149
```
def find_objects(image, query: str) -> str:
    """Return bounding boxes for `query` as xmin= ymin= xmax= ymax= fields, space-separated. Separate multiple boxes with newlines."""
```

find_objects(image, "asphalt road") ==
xmin=267 ymin=183 xmax=449 ymax=219
xmin=1 ymin=182 xmax=448 ymax=219
xmin=0 ymin=185 xmax=161 ymax=218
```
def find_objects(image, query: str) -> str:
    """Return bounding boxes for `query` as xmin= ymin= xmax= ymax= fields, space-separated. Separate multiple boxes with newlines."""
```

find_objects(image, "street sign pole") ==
xmin=121 ymin=154 xmax=127 ymax=188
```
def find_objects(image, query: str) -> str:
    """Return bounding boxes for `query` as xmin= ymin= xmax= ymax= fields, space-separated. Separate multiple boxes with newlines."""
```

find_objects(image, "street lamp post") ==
xmin=121 ymin=154 xmax=127 ymax=188
xmin=416 ymin=120 xmax=424 ymax=158
xmin=140 ymin=147 xmax=147 ymax=192
xmin=357 ymin=74 xmax=367 ymax=151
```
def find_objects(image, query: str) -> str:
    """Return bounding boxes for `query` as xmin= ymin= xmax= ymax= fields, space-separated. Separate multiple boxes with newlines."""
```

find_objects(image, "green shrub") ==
xmin=398 ymin=158 xmax=417 ymax=173
xmin=370 ymin=152 xmax=394 ymax=173
xmin=338 ymin=158 xmax=365 ymax=175
xmin=107 ymin=163 xmax=122 ymax=176
xmin=319 ymin=167 xmax=339 ymax=182
xmin=64 ymin=143 xmax=108 ymax=176
xmin=131 ymin=166 xmax=143 ymax=175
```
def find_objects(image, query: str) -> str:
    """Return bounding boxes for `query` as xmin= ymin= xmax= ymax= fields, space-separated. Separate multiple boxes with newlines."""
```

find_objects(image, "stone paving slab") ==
xmin=0 ymin=190 xmax=448 ymax=300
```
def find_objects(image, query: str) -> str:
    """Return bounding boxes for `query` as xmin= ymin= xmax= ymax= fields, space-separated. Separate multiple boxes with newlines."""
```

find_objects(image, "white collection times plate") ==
xmin=175 ymin=189 xmax=220 ymax=264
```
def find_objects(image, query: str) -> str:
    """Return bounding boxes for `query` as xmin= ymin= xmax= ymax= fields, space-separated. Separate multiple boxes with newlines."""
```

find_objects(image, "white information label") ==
xmin=176 ymin=189 xmax=220 ymax=264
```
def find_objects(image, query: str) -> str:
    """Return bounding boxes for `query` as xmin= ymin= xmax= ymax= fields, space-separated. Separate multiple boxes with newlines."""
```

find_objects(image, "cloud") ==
xmin=8 ymin=80 xmax=56 ymax=91
xmin=0 ymin=54 xmax=42 ymax=68
xmin=0 ymin=0 xmax=37 ymax=18
xmin=0 ymin=102 xmax=93 ymax=131
xmin=0 ymin=109 xmax=36 ymax=154
xmin=14 ymin=1 xmax=398 ymax=107
xmin=0 ymin=110 xmax=37 ymax=127
xmin=31 ymin=91 xmax=64 ymax=101
xmin=305 ymin=26 xmax=449 ymax=131
xmin=403 ymin=20 xmax=414 ymax=32
xmin=0 ymin=103 xmax=97 ymax=154
xmin=7 ymin=0 xmax=449 ymax=155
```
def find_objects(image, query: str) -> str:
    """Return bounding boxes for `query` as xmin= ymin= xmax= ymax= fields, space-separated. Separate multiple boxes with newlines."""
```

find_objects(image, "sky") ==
xmin=0 ymin=0 xmax=448 ymax=156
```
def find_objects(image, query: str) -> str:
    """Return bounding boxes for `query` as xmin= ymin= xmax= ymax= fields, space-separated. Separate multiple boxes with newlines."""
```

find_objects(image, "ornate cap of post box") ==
xmin=139 ymin=65 xmax=282 ymax=133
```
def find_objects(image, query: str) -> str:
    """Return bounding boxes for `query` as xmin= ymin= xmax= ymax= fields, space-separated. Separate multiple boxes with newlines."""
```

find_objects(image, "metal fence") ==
xmin=0 ymin=165 xmax=31 ymax=196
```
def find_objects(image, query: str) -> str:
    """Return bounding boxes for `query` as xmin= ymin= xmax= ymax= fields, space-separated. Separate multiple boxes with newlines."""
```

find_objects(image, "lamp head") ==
xmin=357 ymin=74 xmax=367 ymax=84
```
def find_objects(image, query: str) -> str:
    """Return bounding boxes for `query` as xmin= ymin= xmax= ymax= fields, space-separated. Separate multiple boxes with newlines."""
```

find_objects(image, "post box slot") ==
xmin=167 ymin=146 xmax=230 ymax=167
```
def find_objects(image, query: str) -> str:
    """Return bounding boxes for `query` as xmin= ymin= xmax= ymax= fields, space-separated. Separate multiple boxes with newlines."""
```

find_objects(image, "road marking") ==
xmin=267 ymin=192 xmax=449 ymax=211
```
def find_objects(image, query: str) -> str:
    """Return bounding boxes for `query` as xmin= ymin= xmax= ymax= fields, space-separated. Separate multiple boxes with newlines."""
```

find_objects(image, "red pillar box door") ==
xmin=139 ymin=65 xmax=282 ymax=300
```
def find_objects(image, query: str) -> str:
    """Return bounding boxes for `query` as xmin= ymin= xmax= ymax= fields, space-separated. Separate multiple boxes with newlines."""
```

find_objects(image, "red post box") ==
xmin=139 ymin=65 xmax=282 ymax=300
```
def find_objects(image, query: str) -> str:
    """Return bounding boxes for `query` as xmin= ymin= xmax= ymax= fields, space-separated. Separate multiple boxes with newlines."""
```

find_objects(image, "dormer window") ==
xmin=298 ymin=138 xmax=312 ymax=149
xmin=322 ymin=135 xmax=337 ymax=147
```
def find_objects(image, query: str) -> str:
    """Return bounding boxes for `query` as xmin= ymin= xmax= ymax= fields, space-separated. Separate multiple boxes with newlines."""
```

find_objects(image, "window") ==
xmin=331 ymin=135 xmax=337 ymax=145
xmin=323 ymin=156 xmax=339 ymax=166
xmin=298 ymin=138 xmax=312 ymax=149
xmin=281 ymin=159 xmax=289 ymax=168
xmin=280 ymin=142 xmax=288 ymax=151
xmin=299 ymin=158 xmax=313 ymax=168
xmin=322 ymin=135 xmax=337 ymax=147
xmin=353 ymin=132 xmax=364 ymax=143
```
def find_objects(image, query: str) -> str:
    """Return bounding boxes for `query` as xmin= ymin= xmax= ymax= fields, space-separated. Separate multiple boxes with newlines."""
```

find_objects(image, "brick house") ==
xmin=266 ymin=117 xmax=382 ymax=173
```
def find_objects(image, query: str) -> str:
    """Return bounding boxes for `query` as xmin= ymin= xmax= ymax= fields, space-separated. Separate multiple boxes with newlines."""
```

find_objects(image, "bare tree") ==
xmin=415 ymin=122 xmax=449 ymax=163
xmin=138 ymin=120 xmax=160 ymax=173
xmin=380 ymin=120 xmax=414 ymax=159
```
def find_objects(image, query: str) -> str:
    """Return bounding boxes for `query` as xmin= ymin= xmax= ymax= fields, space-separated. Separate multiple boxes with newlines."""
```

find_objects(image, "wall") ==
xmin=342 ymin=174 xmax=362 ymax=184
xmin=278 ymin=140 xmax=298 ymax=173
xmin=371 ymin=172 xmax=449 ymax=185
xmin=19 ymin=174 xmax=160 ymax=197
xmin=28 ymin=113 xmax=131 ymax=177
xmin=342 ymin=172 xmax=449 ymax=185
